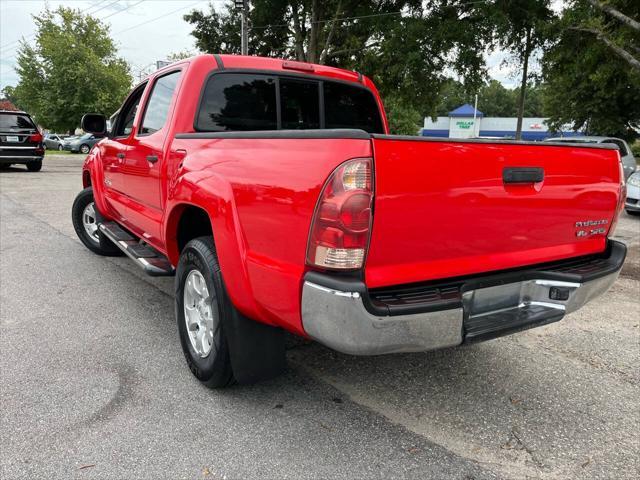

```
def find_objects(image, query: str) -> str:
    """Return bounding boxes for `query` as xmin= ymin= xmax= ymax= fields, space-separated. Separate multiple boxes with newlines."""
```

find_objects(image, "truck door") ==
xmin=121 ymin=70 xmax=182 ymax=248
xmin=100 ymin=82 xmax=147 ymax=221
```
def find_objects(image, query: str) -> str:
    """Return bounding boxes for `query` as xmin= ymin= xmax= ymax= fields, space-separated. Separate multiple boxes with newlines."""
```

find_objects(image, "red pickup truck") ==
xmin=72 ymin=54 xmax=626 ymax=388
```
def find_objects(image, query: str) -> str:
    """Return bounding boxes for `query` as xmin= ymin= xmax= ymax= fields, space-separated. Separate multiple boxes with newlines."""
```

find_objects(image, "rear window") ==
xmin=324 ymin=82 xmax=383 ymax=133
xmin=0 ymin=113 xmax=36 ymax=131
xmin=196 ymin=73 xmax=383 ymax=133
xmin=280 ymin=78 xmax=320 ymax=130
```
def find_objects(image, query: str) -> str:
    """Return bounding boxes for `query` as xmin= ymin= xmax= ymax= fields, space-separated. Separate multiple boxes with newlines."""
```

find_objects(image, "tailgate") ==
xmin=365 ymin=136 xmax=622 ymax=288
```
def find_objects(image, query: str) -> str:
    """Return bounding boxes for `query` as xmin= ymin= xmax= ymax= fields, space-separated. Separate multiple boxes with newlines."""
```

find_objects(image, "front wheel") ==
xmin=80 ymin=144 xmax=90 ymax=154
xmin=71 ymin=187 xmax=122 ymax=256
xmin=176 ymin=237 xmax=235 ymax=388
xmin=58 ymin=144 xmax=63 ymax=151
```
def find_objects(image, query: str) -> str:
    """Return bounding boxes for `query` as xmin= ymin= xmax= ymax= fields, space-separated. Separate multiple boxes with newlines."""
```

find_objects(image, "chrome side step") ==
xmin=99 ymin=222 xmax=175 ymax=276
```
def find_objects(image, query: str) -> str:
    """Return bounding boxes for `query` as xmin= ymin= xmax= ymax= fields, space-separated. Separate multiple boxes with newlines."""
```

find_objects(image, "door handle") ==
xmin=147 ymin=155 xmax=158 ymax=164
xmin=503 ymin=167 xmax=544 ymax=184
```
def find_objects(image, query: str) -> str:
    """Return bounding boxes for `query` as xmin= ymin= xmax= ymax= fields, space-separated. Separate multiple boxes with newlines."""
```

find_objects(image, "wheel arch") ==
xmin=164 ymin=193 xmax=259 ymax=322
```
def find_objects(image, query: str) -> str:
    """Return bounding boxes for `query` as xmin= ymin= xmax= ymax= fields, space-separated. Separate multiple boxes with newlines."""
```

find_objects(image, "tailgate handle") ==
xmin=503 ymin=167 xmax=544 ymax=184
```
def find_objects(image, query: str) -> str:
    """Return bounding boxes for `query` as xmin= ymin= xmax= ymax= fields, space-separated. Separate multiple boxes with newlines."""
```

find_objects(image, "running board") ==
xmin=99 ymin=222 xmax=175 ymax=276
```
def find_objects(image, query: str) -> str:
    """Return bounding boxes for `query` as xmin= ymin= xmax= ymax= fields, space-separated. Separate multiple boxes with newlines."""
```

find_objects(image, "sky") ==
xmin=0 ymin=0 xmax=521 ymax=92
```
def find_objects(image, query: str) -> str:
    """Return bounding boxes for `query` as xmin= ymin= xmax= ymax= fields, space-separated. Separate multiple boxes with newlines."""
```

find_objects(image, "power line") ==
xmin=113 ymin=0 xmax=209 ymax=35
xmin=2 ymin=0 xmax=149 ymax=62
xmin=0 ymin=0 xmax=122 ymax=53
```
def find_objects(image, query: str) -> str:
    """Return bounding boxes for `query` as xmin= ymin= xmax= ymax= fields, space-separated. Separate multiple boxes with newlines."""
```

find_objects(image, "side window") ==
xmin=197 ymin=73 xmax=277 ymax=131
xmin=280 ymin=78 xmax=320 ymax=129
xmin=139 ymin=71 xmax=181 ymax=135
xmin=324 ymin=81 xmax=384 ymax=133
xmin=114 ymin=83 xmax=146 ymax=137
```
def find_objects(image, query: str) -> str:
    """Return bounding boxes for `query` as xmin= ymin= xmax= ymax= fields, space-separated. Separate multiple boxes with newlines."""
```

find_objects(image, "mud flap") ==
xmin=222 ymin=287 xmax=286 ymax=384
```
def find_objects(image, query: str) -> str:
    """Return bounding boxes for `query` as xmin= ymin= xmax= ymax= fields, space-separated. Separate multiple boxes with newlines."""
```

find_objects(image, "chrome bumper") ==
xmin=301 ymin=242 xmax=626 ymax=356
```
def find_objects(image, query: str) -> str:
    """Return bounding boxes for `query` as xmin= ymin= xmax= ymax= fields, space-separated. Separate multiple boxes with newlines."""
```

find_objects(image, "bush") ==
xmin=631 ymin=141 xmax=640 ymax=160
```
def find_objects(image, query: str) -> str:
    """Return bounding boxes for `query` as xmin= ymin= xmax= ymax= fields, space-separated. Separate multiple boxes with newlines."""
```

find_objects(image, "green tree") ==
xmin=542 ymin=0 xmax=640 ymax=139
xmin=184 ymin=1 xmax=494 ymax=134
xmin=12 ymin=7 xmax=131 ymax=133
xmin=477 ymin=80 xmax=516 ymax=117
xmin=490 ymin=0 xmax=555 ymax=138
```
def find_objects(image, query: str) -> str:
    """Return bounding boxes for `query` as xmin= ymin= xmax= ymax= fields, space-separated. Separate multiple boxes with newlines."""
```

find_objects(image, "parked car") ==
xmin=43 ymin=133 xmax=67 ymax=150
xmin=545 ymin=136 xmax=636 ymax=181
xmin=0 ymin=110 xmax=44 ymax=171
xmin=71 ymin=54 xmax=626 ymax=388
xmin=64 ymin=133 xmax=100 ymax=154
xmin=625 ymin=171 xmax=640 ymax=215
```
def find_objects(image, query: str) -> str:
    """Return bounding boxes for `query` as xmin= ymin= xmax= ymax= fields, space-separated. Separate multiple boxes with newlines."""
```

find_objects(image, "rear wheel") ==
xmin=57 ymin=144 xmax=63 ymax=151
xmin=26 ymin=161 xmax=42 ymax=172
xmin=71 ymin=187 xmax=122 ymax=256
xmin=176 ymin=236 xmax=235 ymax=388
xmin=80 ymin=144 xmax=90 ymax=154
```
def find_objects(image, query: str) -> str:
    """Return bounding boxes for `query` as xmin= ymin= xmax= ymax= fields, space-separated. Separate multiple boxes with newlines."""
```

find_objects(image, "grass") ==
xmin=44 ymin=149 xmax=78 ymax=156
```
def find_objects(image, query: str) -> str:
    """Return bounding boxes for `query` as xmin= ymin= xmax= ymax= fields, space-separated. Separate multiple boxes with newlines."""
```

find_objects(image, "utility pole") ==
xmin=235 ymin=0 xmax=249 ymax=55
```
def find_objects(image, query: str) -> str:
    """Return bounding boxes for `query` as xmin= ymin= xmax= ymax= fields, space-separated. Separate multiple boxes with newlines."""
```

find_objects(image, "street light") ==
xmin=235 ymin=0 xmax=248 ymax=55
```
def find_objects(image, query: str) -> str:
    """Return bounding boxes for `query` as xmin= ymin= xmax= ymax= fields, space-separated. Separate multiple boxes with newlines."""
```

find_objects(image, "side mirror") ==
xmin=81 ymin=113 xmax=107 ymax=136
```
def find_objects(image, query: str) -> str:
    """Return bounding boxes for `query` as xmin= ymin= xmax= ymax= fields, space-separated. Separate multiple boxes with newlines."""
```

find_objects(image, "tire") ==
xmin=176 ymin=236 xmax=235 ymax=388
xmin=80 ymin=144 xmax=90 ymax=154
xmin=26 ymin=161 xmax=42 ymax=172
xmin=626 ymin=209 xmax=640 ymax=216
xmin=71 ymin=187 xmax=122 ymax=256
xmin=58 ymin=144 xmax=63 ymax=151
xmin=43 ymin=143 xmax=47 ymax=150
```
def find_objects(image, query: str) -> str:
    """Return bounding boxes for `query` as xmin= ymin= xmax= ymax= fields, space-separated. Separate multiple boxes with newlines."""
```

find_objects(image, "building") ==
xmin=420 ymin=104 xmax=583 ymax=141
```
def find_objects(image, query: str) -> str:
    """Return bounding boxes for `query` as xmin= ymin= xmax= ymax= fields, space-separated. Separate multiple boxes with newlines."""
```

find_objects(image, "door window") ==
xmin=114 ymin=83 xmax=146 ymax=137
xmin=139 ymin=71 xmax=182 ymax=135
xmin=197 ymin=73 xmax=277 ymax=131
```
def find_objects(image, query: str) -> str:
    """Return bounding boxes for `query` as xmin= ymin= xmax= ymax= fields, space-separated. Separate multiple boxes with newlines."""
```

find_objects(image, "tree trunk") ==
xmin=291 ymin=7 xmax=307 ymax=62
xmin=515 ymin=26 xmax=532 ymax=141
xmin=307 ymin=0 xmax=321 ymax=64
xmin=569 ymin=26 xmax=640 ymax=71
xmin=586 ymin=0 xmax=640 ymax=32
xmin=319 ymin=0 xmax=342 ymax=64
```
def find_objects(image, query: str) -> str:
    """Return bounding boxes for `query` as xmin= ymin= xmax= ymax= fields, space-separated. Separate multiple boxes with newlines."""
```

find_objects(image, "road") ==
xmin=1 ymin=156 xmax=638 ymax=479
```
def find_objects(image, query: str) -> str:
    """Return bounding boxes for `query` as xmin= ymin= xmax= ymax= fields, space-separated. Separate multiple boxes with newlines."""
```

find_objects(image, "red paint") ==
xmin=82 ymin=54 xmax=623 ymax=337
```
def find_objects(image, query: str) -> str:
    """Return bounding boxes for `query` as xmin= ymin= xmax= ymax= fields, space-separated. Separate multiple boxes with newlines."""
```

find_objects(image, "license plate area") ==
xmin=461 ymin=279 xmax=580 ymax=343
xmin=5 ymin=136 xmax=20 ymax=142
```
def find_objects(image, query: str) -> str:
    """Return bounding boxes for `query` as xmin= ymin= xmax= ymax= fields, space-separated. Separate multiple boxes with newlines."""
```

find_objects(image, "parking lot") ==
xmin=1 ymin=155 xmax=638 ymax=479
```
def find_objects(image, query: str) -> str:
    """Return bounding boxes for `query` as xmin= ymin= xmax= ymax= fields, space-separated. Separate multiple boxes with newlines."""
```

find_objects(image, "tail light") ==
xmin=29 ymin=133 xmax=43 ymax=143
xmin=608 ymin=157 xmax=626 ymax=237
xmin=306 ymin=158 xmax=373 ymax=270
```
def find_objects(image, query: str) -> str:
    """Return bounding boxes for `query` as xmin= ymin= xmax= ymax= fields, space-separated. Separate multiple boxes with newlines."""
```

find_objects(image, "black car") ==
xmin=0 ymin=110 xmax=44 ymax=171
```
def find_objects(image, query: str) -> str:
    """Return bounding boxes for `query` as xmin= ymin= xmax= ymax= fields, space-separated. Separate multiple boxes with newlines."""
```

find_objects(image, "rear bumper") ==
xmin=0 ymin=155 xmax=43 ymax=164
xmin=301 ymin=241 xmax=626 ymax=355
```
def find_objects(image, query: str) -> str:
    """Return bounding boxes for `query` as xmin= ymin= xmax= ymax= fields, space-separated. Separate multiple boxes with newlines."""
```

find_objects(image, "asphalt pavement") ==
xmin=1 ymin=156 xmax=638 ymax=479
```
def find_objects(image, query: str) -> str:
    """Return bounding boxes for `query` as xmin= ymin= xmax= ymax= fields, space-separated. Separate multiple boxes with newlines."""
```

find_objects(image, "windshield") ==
xmin=0 ymin=113 xmax=36 ymax=131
